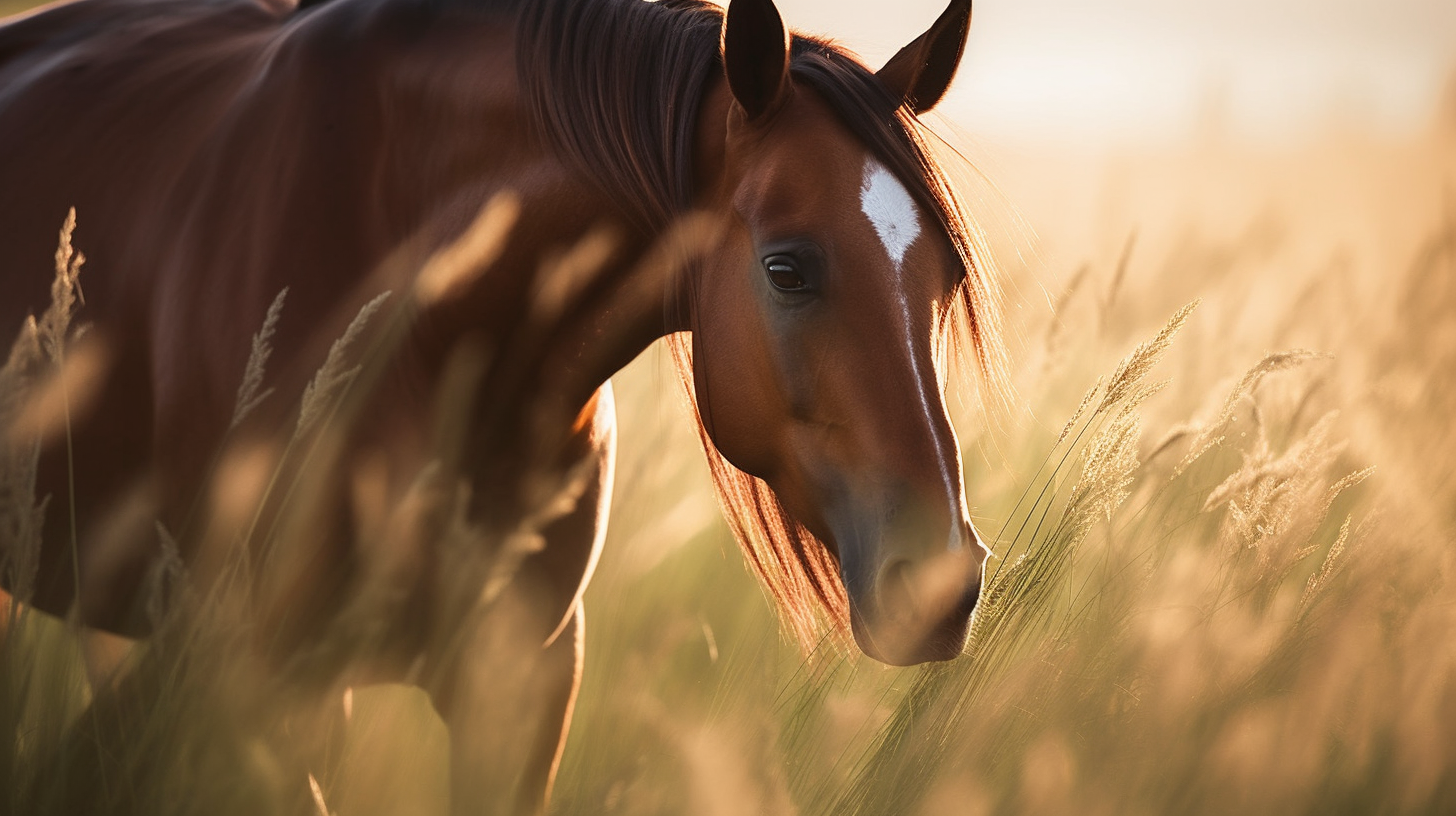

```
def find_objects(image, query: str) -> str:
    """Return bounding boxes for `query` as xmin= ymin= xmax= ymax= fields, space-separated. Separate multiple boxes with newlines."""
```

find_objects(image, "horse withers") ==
xmin=0 ymin=0 xmax=1000 ymax=811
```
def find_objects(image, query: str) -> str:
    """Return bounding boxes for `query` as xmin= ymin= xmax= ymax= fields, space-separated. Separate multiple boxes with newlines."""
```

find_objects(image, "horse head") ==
xmin=688 ymin=0 xmax=987 ymax=666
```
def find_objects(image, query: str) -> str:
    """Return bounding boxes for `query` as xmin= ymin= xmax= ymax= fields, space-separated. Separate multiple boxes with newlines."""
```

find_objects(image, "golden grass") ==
xmin=2 ymin=123 xmax=1454 ymax=816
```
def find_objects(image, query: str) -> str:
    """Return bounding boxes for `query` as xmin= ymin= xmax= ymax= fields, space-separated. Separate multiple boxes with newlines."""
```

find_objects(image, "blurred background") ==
xmin=781 ymin=0 xmax=1455 ymax=144
xmin=768 ymin=0 xmax=1456 ymax=289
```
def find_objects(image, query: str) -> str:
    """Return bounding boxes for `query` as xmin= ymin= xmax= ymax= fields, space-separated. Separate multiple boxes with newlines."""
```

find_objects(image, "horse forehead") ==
xmin=730 ymin=103 xmax=935 ymax=265
xmin=730 ymin=90 xmax=863 ymax=184
xmin=858 ymin=158 xmax=922 ymax=268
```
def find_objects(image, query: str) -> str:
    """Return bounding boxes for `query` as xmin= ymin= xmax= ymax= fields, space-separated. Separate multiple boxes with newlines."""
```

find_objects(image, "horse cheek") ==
xmin=693 ymin=292 xmax=784 ymax=481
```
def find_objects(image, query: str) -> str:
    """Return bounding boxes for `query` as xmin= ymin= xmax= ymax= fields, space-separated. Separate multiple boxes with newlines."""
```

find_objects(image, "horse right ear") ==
xmin=877 ymin=0 xmax=972 ymax=114
xmin=721 ymin=0 xmax=790 ymax=121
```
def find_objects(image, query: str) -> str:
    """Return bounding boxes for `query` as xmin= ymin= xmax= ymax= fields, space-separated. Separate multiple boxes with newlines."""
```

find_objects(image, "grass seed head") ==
xmin=297 ymin=291 xmax=392 ymax=437
xmin=231 ymin=287 xmax=288 ymax=431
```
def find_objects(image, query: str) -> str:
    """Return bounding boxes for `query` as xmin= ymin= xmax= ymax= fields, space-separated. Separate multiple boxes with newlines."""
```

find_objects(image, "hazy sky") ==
xmin=745 ymin=0 xmax=1456 ymax=144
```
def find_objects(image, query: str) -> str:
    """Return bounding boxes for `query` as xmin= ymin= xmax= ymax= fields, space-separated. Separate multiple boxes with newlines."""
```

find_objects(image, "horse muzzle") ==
xmin=836 ymin=514 xmax=987 ymax=666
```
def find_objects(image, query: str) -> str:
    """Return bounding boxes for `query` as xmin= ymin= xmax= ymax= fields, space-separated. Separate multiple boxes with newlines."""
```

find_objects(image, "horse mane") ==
xmin=514 ymin=0 xmax=1005 ymax=650
xmin=515 ymin=0 xmax=721 ymax=234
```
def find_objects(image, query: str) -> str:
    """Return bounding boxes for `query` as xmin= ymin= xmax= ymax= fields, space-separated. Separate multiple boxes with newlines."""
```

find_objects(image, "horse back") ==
xmin=0 ymin=0 xmax=286 ymax=306
xmin=0 ymin=0 xmax=431 ymax=631
xmin=0 ymin=0 xmax=300 ymax=626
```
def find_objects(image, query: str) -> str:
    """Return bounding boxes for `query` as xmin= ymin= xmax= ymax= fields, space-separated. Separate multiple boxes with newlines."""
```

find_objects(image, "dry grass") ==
xmin=3 ymin=115 xmax=1455 ymax=816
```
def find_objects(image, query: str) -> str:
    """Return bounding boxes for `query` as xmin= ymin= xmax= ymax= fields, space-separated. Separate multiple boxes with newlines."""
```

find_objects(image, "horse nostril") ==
xmin=874 ymin=559 xmax=920 ymax=626
xmin=874 ymin=549 xmax=983 ymax=628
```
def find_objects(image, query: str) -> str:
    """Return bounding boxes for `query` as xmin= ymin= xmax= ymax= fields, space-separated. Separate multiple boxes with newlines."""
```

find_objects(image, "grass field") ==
xmin=3 ymin=5 xmax=1456 ymax=812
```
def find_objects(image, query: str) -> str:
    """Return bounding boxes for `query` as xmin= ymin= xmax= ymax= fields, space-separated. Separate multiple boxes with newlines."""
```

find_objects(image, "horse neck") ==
xmin=521 ymin=76 xmax=740 ymax=406
xmin=374 ymin=6 xmax=741 ymax=431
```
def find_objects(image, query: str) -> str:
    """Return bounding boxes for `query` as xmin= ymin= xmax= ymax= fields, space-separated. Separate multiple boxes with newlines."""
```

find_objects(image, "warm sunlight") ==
xmin=740 ymin=0 xmax=1456 ymax=144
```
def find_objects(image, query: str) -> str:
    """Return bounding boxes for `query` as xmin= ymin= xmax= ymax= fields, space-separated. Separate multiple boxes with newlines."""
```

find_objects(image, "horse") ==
xmin=0 ymin=0 xmax=1002 ymax=811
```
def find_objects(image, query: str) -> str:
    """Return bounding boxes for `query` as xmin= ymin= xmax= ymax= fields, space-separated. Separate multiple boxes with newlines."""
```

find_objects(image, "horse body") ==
xmin=1 ymin=0 xmax=628 ymax=623
xmin=3 ymin=3 xmax=636 ymax=807
xmin=0 ymin=0 xmax=996 ymax=811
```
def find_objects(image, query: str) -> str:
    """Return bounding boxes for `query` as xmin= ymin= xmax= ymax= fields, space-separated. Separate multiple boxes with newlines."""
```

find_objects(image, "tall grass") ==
xmin=3 ymin=134 xmax=1455 ymax=816
xmin=0 ymin=201 xmax=526 ymax=815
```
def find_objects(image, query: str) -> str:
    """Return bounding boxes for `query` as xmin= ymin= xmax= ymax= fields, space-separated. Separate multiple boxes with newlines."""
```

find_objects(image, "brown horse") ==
xmin=0 ymin=0 xmax=1001 ymax=811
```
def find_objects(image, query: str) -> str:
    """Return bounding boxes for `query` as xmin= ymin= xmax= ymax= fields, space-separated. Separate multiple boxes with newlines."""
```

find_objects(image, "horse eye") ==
xmin=764 ymin=254 xmax=809 ymax=293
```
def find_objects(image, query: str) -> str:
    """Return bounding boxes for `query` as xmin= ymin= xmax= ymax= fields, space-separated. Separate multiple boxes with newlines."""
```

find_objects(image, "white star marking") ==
xmin=859 ymin=160 xmax=922 ymax=269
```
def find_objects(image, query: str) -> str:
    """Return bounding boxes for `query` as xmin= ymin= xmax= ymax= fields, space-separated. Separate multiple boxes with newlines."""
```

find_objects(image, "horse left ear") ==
xmin=876 ymin=0 xmax=972 ymax=114
xmin=721 ymin=0 xmax=791 ymax=121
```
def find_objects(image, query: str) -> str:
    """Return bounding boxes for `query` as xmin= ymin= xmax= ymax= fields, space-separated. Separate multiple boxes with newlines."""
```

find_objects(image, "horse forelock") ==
xmin=516 ymin=0 xmax=1005 ymax=651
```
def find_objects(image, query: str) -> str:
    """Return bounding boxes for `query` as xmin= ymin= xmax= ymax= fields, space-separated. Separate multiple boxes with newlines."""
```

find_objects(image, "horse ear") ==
xmin=876 ymin=0 xmax=972 ymax=114
xmin=721 ymin=0 xmax=790 ymax=121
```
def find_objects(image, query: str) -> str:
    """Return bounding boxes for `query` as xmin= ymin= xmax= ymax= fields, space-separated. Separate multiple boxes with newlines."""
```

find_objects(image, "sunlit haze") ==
xmin=721 ymin=0 xmax=1456 ymax=145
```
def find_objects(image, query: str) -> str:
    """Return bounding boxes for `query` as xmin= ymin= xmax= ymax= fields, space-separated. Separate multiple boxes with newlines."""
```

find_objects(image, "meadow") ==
xmin=3 ymin=37 xmax=1456 ymax=816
